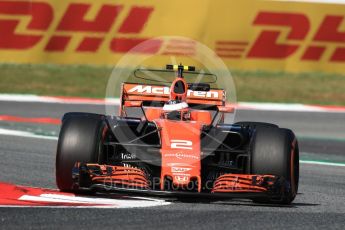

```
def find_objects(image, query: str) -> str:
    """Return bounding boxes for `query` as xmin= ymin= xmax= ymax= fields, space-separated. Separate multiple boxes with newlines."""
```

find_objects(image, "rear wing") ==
xmin=121 ymin=83 xmax=225 ymax=108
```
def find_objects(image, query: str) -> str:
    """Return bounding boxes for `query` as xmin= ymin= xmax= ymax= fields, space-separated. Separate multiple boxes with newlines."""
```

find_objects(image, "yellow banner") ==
xmin=0 ymin=0 xmax=344 ymax=73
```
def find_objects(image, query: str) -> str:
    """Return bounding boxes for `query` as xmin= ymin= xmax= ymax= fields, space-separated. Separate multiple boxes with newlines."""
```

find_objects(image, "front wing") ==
xmin=72 ymin=163 xmax=291 ymax=201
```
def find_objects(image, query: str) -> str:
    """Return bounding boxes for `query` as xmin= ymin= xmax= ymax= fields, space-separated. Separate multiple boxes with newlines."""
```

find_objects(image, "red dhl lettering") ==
xmin=0 ymin=1 xmax=155 ymax=52
xmin=247 ymin=12 xmax=310 ymax=59
xmin=0 ymin=1 xmax=343 ymax=62
xmin=246 ymin=12 xmax=345 ymax=62
xmin=0 ymin=1 xmax=53 ymax=49
xmin=0 ymin=1 xmax=194 ymax=55
xmin=216 ymin=11 xmax=345 ymax=62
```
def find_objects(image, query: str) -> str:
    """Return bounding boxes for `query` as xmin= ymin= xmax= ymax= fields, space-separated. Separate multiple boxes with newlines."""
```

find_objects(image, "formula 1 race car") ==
xmin=56 ymin=64 xmax=299 ymax=204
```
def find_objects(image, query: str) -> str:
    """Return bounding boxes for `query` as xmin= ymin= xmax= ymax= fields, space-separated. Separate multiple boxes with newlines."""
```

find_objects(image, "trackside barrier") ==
xmin=0 ymin=0 xmax=345 ymax=73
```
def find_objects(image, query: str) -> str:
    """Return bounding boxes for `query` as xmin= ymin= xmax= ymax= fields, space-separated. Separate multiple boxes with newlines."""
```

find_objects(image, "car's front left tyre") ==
xmin=250 ymin=127 xmax=299 ymax=204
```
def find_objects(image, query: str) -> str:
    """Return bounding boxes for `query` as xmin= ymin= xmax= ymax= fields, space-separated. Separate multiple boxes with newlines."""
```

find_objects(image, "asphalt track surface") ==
xmin=0 ymin=101 xmax=345 ymax=229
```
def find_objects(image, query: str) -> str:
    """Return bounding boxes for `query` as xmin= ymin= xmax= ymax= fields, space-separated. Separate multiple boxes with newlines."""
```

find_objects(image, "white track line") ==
xmin=17 ymin=194 xmax=170 ymax=209
xmin=237 ymin=102 xmax=345 ymax=113
xmin=275 ymin=0 xmax=345 ymax=4
xmin=0 ymin=94 xmax=120 ymax=105
xmin=1 ymin=94 xmax=345 ymax=113
xmin=0 ymin=128 xmax=58 ymax=140
xmin=300 ymin=160 xmax=345 ymax=167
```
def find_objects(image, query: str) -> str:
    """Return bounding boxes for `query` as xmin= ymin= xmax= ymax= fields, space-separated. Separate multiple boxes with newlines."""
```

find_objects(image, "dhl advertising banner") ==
xmin=0 ymin=0 xmax=345 ymax=73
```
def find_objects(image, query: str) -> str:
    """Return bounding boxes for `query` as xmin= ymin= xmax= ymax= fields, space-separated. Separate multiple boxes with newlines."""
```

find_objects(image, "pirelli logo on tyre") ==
xmin=0 ymin=0 xmax=344 ymax=73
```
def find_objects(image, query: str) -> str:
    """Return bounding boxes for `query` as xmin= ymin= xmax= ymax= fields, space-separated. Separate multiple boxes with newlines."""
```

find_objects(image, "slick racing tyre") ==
xmin=250 ymin=127 xmax=299 ymax=204
xmin=56 ymin=113 xmax=107 ymax=192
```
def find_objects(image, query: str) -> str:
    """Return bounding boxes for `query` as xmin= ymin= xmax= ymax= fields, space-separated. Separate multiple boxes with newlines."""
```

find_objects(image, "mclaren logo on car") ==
xmin=127 ymin=85 xmax=219 ymax=98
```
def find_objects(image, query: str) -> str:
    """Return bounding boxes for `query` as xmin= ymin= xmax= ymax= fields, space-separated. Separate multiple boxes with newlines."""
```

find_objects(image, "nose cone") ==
xmin=155 ymin=119 xmax=202 ymax=192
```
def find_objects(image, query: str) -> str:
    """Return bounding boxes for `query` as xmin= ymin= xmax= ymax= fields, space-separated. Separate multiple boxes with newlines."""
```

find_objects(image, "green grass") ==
xmin=1 ymin=63 xmax=345 ymax=105
xmin=232 ymin=70 xmax=345 ymax=105
xmin=0 ymin=63 xmax=112 ymax=98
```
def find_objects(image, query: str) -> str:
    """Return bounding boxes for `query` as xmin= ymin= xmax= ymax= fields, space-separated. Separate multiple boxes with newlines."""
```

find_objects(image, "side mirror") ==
xmin=188 ymin=83 xmax=210 ymax=91
xmin=123 ymin=100 xmax=147 ymax=120
xmin=124 ymin=101 xmax=143 ymax=107
xmin=217 ymin=105 xmax=235 ymax=113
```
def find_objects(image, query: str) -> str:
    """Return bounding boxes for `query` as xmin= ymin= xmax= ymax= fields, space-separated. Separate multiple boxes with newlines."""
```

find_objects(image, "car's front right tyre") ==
xmin=56 ymin=113 xmax=107 ymax=192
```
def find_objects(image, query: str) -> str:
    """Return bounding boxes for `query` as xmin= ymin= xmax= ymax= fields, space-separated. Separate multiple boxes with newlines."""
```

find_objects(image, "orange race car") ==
xmin=56 ymin=64 xmax=299 ymax=204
